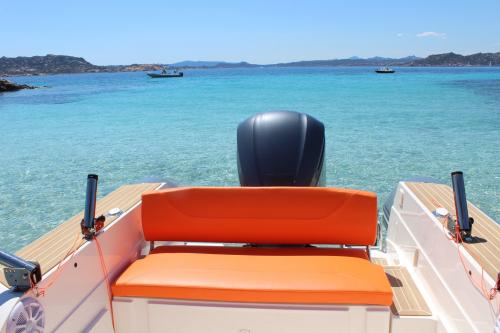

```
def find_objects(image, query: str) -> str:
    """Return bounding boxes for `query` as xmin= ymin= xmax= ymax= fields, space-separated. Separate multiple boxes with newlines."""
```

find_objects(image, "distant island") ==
xmin=1 ymin=52 xmax=499 ymax=76
xmin=408 ymin=52 xmax=500 ymax=66
xmin=0 ymin=54 xmax=164 ymax=76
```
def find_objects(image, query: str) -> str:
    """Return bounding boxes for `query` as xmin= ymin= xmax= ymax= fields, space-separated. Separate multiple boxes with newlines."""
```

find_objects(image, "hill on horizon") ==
xmin=1 ymin=52 xmax=499 ymax=76
xmin=171 ymin=60 xmax=223 ymax=67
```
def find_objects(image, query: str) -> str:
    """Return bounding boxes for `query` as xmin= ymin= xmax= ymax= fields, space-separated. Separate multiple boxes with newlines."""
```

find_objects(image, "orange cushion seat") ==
xmin=112 ymin=246 xmax=392 ymax=306
xmin=141 ymin=187 xmax=378 ymax=245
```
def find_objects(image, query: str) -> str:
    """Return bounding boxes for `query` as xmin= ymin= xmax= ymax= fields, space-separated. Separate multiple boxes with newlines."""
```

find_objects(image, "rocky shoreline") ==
xmin=0 ymin=79 xmax=36 ymax=92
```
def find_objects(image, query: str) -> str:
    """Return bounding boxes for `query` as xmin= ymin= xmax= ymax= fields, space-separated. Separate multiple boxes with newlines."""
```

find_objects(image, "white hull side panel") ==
xmin=113 ymin=297 xmax=390 ymax=333
xmin=386 ymin=182 xmax=497 ymax=333
xmin=32 ymin=202 xmax=145 ymax=332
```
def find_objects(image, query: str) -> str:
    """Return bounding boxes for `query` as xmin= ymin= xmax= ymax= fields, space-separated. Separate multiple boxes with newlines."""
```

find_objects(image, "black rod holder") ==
xmin=83 ymin=174 xmax=98 ymax=229
xmin=81 ymin=174 xmax=105 ymax=239
xmin=451 ymin=171 xmax=473 ymax=239
xmin=0 ymin=249 xmax=41 ymax=291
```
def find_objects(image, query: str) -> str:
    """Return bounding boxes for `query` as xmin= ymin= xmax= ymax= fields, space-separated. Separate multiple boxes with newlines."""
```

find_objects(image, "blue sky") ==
xmin=2 ymin=0 xmax=499 ymax=65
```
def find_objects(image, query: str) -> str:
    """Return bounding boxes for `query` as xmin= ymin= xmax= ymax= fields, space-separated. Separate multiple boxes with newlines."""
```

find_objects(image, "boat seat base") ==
xmin=112 ymin=296 xmax=392 ymax=333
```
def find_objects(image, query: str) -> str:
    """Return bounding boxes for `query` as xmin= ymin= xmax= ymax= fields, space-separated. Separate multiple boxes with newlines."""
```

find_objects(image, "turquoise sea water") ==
xmin=1 ymin=67 xmax=499 ymax=252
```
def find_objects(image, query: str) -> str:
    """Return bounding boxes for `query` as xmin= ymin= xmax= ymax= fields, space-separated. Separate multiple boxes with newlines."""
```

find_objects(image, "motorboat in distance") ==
xmin=147 ymin=67 xmax=183 ymax=78
xmin=375 ymin=66 xmax=395 ymax=73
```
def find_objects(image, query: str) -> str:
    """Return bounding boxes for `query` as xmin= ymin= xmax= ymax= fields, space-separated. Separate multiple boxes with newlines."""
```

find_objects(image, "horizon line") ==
xmin=3 ymin=50 xmax=500 ymax=67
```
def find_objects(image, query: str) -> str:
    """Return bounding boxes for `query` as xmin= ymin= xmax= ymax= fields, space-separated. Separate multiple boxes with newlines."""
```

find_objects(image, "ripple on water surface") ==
xmin=0 ymin=67 xmax=499 ymax=252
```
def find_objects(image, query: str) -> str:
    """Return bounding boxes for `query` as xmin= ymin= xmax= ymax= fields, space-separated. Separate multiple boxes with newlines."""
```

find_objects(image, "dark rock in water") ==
xmin=0 ymin=79 xmax=36 ymax=92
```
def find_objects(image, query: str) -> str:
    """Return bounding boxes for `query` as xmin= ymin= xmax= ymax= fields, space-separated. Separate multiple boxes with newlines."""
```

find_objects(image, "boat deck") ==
xmin=0 ymin=181 xmax=451 ymax=318
xmin=371 ymin=256 xmax=432 ymax=317
xmin=384 ymin=266 xmax=432 ymax=316
xmin=405 ymin=181 xmax=499 ymax=280
xmin=0 ymin=182 xmax=160 ymax=286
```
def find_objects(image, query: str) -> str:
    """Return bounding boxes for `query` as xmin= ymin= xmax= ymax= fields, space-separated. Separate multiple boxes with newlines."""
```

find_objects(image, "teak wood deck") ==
xmin=371 ymin=258 xmax=432 ymax=317
xmin=384 ymin=266 xmax=432 ymax=316
xmin=0 ymin=182 xmax=161 ymax=286
xmin=405 ymin=181 xmax=499 ymax=280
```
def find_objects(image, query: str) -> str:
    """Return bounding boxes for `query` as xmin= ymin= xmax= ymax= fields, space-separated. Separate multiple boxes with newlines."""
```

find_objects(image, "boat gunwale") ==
xmin=0 ymin=182 xmax=162 ymax=287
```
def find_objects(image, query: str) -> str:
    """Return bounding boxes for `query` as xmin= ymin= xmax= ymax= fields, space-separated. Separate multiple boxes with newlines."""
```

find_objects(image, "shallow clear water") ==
xmin=1 ymin=67 xmax=499 ymax=252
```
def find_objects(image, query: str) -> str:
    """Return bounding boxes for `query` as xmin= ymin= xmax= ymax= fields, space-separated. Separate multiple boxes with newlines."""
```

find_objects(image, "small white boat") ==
xmin=0 ymin=111 xmax=498 ymax=333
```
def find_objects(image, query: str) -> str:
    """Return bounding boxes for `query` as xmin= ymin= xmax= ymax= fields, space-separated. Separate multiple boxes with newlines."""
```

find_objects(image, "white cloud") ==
xmin=397 ymin=33 xmax=404 ymax=37
xmin=416 ymin=31 xmax=446 ymax=39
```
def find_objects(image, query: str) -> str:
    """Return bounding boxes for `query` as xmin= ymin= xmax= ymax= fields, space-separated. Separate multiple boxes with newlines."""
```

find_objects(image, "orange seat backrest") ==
xmin=141 ymin=187 xmax=377 ymax=245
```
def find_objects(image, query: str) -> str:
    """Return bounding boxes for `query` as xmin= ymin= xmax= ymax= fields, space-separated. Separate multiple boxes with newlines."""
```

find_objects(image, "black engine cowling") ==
xmin=237 ymin=111 xmax=325 ymax=186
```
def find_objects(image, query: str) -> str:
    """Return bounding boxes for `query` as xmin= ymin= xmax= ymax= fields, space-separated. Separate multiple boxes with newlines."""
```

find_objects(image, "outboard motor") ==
xmin=237 ymin=111 xmax=325 ymax=186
